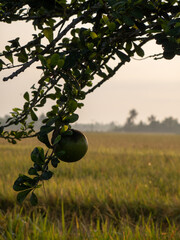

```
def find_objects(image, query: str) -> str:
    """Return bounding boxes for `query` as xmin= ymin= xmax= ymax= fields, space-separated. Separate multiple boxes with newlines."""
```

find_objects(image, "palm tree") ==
xmin=125 ymin=109 xmax=138 ymax=127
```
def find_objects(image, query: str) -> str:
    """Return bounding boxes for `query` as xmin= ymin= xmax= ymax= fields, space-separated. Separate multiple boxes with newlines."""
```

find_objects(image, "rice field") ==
xmin=0 ymin=132 xmax=180 ymax=239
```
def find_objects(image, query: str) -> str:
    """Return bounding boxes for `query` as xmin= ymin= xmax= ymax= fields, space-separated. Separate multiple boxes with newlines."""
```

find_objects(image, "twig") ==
xmin=2 ymin=74 xmax=61 ymax=129
xmin=132 ymin=53 xmax=163 ymax=61
xmin=2 ymin=63 xmax=24 ymax=70
xmin=3 ymin=58 xmax=37 ymax=81
xmin=0 ymin=18 xmax=65 ymax=58
xmin=86 ymin=36 xmax=154 ymax=95
xmin=3 ymin=3 xmax=100 ymax=82
xmin=85 ymin=61 xmax=125 ymax=95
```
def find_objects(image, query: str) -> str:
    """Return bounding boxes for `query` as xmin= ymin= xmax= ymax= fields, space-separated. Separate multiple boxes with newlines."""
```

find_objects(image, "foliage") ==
xmin=0 ymin=0 xmax=180 ymax=205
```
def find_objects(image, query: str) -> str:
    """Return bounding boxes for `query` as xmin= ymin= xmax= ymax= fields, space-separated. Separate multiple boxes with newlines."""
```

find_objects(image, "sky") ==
xmin=0 ymin=21 xmax=180 ymax=125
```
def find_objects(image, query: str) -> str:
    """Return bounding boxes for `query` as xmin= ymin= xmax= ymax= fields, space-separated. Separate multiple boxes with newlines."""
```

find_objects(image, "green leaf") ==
xmin=123 ymin=16 xmax=134 ymax=26
xmin=51 ymin=157 xmax=60 ymax=168
xmin=46 ymin=94 xmax=56 ymax=100
xmin=28 ymin=167 xmax=38 ymax=176
xmin=63 ymin=52 xmax=80 ymax=69
xmin=67 ymin=99 xmax=78 ymax=113
xmin=105 ymin=65 xmax=113 ymax=75
xmin=15 ymin=131 xmax=24 ymax=139
xmin=46 ymin=116 xmax=58 ymax=126
xmin=57 ymin=59 xmax=64 ymax=69
xmin=59 ymin=95 xmax=67 ymax=102
xmin=87 ymin=42 xmax=94 ymax=51
xmin=36 ymin=97 xmax=46 ymax=107
xmin=107 ymin=22 xmax=116 ymax=31
xmin=43 ymin=27 xmax=53 ymax=42
xmin=51 ymin=105 xmax=59 ymax=115
xmin=0 ymin=59 xmax=5 ymax=70
xmin=41 ymin=97 xmax=47 ymax=105
xmin=41 ymin=171 xmax=53 ymax=180
xmin=4 ymin=52 xmax=13 ymax=64
xmin=38 ymin=55 xmax=46 ymax=66
xmin=125 ymin=42 xmax=132 ymax=51
xmin=134 ymin=43 xmax=144 ymax=57
xmin=31 ymin=110 xmax=38 ymax=121
xmin=17 ymin=189 xmax=32 ymax=204
xmin=102 ymin=15 xmax=109 ymax=23
xmin=54 ymin=150 xmax=65 ymax=159
xmin=87 ymin=43 xmax=94 ymax=51
xmin=45 ymin=18 xmax=56 ymax=28
xmin=12 ymin=108 xmax=21 ymax=113
xmin=53 ymin=135 xmax=61 ymax=145
xmin=116 ymin=51 xmax=130 ymax=62
xmin=15 ymin=174 xmax=36 ymax=186
xmin=90 ymin=32 xmax=98 ymax=39
xmin=23 ymin=92 xmax=30 ymax=101
xmin=23 ymin=102 xmax=29 ymax=111
xmin=34 ymin=163 xmax=42 ymax=171
xmin=13 ymin=183 xmax=31 ymax=192
xmin=63 ymin=113 xmax=79 ymax=123
xmin=60 ymin=125 xmax=68 ymax=133
xmin=37 ymin=133 xmax=52 ymax=148
xmin=50 ymin=53 xmax=60 ymax=67
xmin=17 ymin=49 xmax=28 ymax=63
xmin=12 ymin=139 xmax=17 ymax=144
xmin=31 ymin=147 xmax=45 ymax=165
xmin=30 ymin=192 xmax=38 ymax=206
xmin=97 ymin=70 xmax=107 ymax=78
xmin=5 ymin=46 xmax=10 ymax=52
xmin=40 ymin=125 xmax=54 ymax=135
xmin=89 ymin=52 xmax=97 ymax=60
xmin=77 ymin=103 xmax=84 ymax=109
xmin=8 ymin=37 xmax=20 ymax=48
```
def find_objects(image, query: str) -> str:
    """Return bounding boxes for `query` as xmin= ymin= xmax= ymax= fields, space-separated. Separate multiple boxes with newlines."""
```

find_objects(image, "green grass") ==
xmin=1 ymin=133 xmax=180 ymax=239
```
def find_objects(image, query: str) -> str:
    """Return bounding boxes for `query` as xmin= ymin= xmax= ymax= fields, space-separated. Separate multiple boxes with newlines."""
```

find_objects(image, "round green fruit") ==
xmin=54 ymin=129 xmax=88 ymax=163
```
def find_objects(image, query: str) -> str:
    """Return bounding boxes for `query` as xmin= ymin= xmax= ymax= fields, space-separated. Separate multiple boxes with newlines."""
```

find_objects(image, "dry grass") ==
xmin=0 ymin=133 xmax=180 ymax=239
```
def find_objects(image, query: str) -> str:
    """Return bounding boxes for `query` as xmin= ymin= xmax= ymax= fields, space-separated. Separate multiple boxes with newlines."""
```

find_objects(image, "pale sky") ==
xmin=0 ymin=21 xmax=180 ymax=124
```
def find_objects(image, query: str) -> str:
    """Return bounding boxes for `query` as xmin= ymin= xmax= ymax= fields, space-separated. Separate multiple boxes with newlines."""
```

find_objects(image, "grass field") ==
xmin=0 ymin=132 xmax=180 ymax=239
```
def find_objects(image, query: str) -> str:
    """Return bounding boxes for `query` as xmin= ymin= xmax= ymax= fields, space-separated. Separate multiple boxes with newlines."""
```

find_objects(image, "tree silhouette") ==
xmin=161 ymin=117 xmax=179 ymax=132
xmin=148 ymin=115 xmax=157 ymax=125
xmin=125 ymin=109 xmax=138 ymax=127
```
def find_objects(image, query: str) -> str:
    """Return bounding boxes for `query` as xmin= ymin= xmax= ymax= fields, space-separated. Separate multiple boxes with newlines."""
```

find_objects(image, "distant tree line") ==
xmin=1 ymin=109 xmax=180 ymax=133
xmin=75 ymin=109 xmax=180 ymax=133
xmin=120 ymin=109 xmax=180 ymax=134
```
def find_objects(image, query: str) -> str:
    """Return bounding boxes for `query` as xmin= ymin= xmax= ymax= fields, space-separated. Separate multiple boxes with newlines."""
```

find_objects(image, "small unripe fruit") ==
xmin=54 ymin=129 xmax=88 ymax=163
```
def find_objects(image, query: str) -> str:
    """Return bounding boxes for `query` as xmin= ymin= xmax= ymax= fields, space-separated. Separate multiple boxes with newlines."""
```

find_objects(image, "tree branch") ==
xmin=2 ymin=3 xmax=100 ymax=82
xmin=86 ymin=36 xmax=154 ymax=95
xmin=132 ymin=53 xmax=163 ymax=61
xmin=0 ymin=19 xmax=64 ymax=57
xmin=85 ymin=60 xmax=125 ymax=95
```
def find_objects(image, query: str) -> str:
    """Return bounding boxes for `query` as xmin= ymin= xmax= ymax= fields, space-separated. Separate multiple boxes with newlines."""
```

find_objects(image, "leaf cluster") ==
xmin=13 ymin=145 xmax=62 ymax=205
